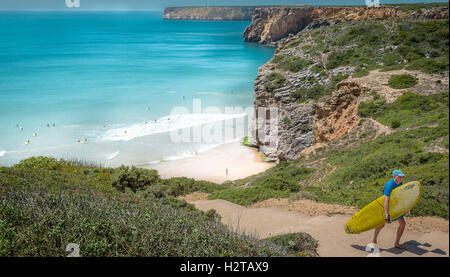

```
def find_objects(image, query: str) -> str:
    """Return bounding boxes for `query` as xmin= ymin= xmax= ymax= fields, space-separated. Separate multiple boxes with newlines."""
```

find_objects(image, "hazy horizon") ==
xmin=0 ymin=0 xmax=448 ymax=11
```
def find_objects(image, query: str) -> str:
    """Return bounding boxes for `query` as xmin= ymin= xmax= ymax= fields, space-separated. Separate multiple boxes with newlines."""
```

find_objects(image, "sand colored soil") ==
xmin=249 ymin=198 xmax=359 ymax=216
xmin=178 ymin=192 xmax=210 ymax=202
xmin=182 ymin=194 xmax=449 ymax=257
xmin=351 ymin=69 xmax=449 ymax=103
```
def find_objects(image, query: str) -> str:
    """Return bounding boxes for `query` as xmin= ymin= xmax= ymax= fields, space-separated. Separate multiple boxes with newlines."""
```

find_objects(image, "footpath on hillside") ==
xmin=181 ymin=194 xmax=449 ymax=257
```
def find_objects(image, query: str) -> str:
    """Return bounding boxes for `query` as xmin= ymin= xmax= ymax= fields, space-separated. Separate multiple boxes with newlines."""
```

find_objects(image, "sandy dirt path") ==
xmin=190 ymin=199 xmax=449 ymax=257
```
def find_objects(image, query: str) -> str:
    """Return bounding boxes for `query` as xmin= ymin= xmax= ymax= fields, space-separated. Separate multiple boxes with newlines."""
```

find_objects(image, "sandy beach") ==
xmin=140 ymin=141 xmax=274 ymax=184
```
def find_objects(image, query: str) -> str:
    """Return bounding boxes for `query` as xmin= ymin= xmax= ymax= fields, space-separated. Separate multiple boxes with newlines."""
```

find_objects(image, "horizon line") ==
xmin=0 ymin=9 xmax=165 ymax=12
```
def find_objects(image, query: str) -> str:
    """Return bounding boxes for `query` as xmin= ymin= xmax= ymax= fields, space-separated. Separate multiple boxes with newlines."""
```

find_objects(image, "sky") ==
xmin=0 ymin=0 xmax=448 ymax=11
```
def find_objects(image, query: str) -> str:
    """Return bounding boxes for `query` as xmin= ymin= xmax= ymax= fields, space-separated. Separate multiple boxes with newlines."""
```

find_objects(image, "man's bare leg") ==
xmin=394 ymin=218 xmax=406 ymax=248
xmin=372 ymin=225 xmax=384 ymax=244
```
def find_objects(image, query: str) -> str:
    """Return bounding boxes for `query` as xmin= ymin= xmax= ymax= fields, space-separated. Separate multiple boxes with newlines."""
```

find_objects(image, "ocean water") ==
xmin=0 ymin=11 xmax=274 ymax=167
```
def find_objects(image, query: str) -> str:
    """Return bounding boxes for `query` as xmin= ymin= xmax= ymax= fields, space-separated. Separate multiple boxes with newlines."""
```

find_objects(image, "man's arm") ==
xmin=384 ymin=195 xmax=391 ymax=222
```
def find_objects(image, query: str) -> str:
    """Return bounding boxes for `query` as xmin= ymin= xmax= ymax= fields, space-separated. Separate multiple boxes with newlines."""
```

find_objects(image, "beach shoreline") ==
xmin=140 ymin=141 xmax=274 ymax=184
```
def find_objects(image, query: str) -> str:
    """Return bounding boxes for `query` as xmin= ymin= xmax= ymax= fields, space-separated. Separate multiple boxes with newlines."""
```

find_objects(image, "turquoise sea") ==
xmin=0 ymin=11 xmax=274 ymax=166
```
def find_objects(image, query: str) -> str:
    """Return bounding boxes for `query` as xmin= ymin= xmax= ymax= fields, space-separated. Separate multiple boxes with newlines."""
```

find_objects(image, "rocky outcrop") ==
xmin=250 ymin=12 xmax=449 ymax=162
xmin=244 ymin=5 xmax=449 ymax=46
xmin=313 ymin=82 xmax=364 ymax=144
xmin=163 ymin=6 xmax=256 ymax=21
xmin=243 ymin=7 xmax=316 ymax=45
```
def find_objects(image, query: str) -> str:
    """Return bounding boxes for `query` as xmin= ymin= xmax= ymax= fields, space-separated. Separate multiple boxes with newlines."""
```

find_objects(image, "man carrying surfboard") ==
xmin=372 ymin=170 xmax=407 ymax=250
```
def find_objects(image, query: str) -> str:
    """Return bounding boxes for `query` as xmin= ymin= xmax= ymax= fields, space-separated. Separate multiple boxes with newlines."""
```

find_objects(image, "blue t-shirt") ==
xmin=383 ymin=178 xmax=403 ymax=197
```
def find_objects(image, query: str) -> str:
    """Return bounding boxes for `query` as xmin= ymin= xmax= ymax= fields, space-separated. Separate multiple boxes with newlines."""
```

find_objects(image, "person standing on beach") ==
xmin=372 ymin=170 xmax=407 ymax=249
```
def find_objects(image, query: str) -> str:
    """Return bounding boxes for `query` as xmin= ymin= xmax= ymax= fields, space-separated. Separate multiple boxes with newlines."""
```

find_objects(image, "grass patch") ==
xmin=272 ymin=55 xmax=314 ymax=72
xmin=358 ymin=91 xmax=449 ymax=129
xmin=242 ymin=136 xmax=257 ymax=148
xmin=291 ymin=85 xmax=334 ymax=103
xmin=388 ymin=74 xmax=417 ymax=89
xmin=264 ymin=72 xmax=286 ymax=93
xmin=209 ymin=163 xmax=314 ymax=206
xmin=322 ymin=20 xmax=449 ymax=75
xmin=262 ymin=233 xmax=319 ymax=257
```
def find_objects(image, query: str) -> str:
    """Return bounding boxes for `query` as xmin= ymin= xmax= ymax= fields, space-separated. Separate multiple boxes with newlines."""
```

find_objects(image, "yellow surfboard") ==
xmin=345 ymin=181 xmax=422 ymax=234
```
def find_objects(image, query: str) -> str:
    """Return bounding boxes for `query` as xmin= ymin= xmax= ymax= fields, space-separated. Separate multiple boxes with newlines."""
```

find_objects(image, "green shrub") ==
xmin=330 ymin=74 xmax=349 ymax=87
xmin=283 ymin=116 xmax=292 ymax=127
xmin=242 ymin=136 xmax=257 ymax=148
xmin=0 ymin=181 xmax=288 ymax=256
xmin=406 ymin=57 xmax=449 ymax=74
xmin=209 ymin=164 xmax=314 ymax=206
xmin=273 ymin=55 xmax=313 ymax=72
xmin=388 ymin=74 xmax=417 ymax=89
xmin=326 ymin=49 xmax=352 ymax=69
xmin=382 ymin=52 xmax=404 ymax=66
xmin=391 ymin=119 xmax=401 ymax=129
xmin=300 ymin=124 xmax=310 ymax=132
xmin=291 ymin=85 xmax=333 ymax=101
xmin=14 ymin=156 xmax=63 ymax=171
xmin=110 ymin=166 xmax=159 ymax=193
xmin=310 ymin=63 xmax=324 ymax=74
xmin=285 ymin=38 xmax=302 ymax=49
xmin=264 ymin=72 xmax=286 ymax=92
xmin=262 ymin=233 xmax=319 ymax=257
xmin=358 ymin=91 xmax=449 ymax=129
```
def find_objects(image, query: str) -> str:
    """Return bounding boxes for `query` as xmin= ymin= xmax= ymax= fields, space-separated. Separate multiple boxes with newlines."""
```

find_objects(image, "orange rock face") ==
xmin=244 ymin=5 xmax=449 ymax=45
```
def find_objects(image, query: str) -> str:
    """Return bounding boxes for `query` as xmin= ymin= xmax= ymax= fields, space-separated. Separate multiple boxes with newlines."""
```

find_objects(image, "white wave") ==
xmin=102 ymin=113 xmax=247 ymax=142
xmin=0 ymin=150 xmax=6 ymax=157
xmin=105 ymin=151 xmax=119 ymax=160
xmin=164 ymin=151 xmax=197 ymax=161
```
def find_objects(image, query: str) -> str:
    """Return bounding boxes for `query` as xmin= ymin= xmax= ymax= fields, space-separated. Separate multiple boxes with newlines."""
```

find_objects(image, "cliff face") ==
xmin=251 ymin=13 xmax=449 ymax=162
xmin=163 ymin=7 xmax=256 ymax=21
xmin=243 ymin=7 xmax=316 ymax=45
xmin=244 ymin=5 xmax=449 ymax=46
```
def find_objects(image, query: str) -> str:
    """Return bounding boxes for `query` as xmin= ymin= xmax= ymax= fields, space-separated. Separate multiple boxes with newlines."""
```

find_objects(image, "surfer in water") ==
xmin=372 ymin=170 xmax=407 ymax=250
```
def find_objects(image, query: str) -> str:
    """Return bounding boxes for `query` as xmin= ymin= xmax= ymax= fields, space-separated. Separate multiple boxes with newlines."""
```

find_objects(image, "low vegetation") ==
xmin=209 ymin=162 xmax=314 ymax=206
xmin=388 ymin=74 xmax=417 ymax=89
xmin=291 ymin=74 xmax=348 ymax=103
xmin=262 ymin=232 xmax=319 ymax=257
xmin=272 ymin=55 xmax=314 ymax=73
xmin=264 ymin=72 xmax=286 ymax=93
xmin=323 ymin=20 xmax=449 ymax=76
xmin=0 ymin=157 xmax=297 ymax=257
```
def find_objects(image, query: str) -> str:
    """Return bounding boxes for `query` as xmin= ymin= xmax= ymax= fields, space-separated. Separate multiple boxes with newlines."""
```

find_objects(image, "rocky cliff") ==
xmin=163 ymin=6 xmax=257 ymax=21
xmin=244 ymin=5 xmax=449 ymax=46
xmin=251 ymin=12 xmax=449 ymax=162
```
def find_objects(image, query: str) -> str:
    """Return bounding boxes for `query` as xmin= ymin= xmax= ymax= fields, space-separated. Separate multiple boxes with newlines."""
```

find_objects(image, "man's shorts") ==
xmin=391 ymin=215 xmax=405 ymax=222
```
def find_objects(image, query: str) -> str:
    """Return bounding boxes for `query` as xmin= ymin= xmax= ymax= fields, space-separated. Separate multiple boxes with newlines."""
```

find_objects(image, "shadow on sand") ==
xmin=351 ymin=240 xmax=447 ymax=256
